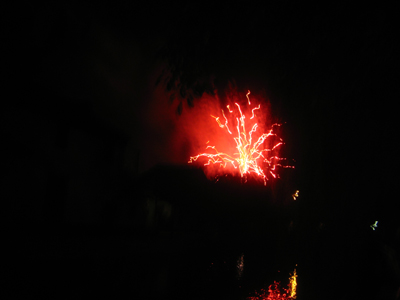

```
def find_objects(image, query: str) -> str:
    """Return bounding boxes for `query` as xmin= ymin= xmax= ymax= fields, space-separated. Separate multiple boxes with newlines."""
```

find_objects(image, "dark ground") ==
xmin=3 ymin=2 xmax=400 ymax=299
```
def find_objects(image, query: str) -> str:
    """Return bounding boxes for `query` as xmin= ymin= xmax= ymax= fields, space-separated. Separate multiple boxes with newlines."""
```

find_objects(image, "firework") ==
xmin=188 ymin=90 xmax=293 ymax=185
xmin=247 ymin=268 xmax=297 ymax=300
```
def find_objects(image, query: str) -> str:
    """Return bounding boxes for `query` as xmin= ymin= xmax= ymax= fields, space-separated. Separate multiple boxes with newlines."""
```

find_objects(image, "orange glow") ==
xmin=188 ymin=90 xmax=293 ymax=185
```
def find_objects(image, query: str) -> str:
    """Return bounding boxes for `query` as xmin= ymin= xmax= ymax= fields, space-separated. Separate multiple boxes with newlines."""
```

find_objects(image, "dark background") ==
xmin=3 ymin=2 xmax=399 ymax=299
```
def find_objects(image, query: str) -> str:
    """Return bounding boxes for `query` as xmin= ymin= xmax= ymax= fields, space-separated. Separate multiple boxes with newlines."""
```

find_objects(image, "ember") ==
xmin=188 ymin=90 xmax=293 ymax=185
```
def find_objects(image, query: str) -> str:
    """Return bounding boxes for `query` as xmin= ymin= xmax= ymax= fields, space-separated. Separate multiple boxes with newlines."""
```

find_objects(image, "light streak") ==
xmin=246 ymin=90 xmax=251 ymax=105
xmin=188 ymin=90 xmax=293 ymax=185
xmin=292 ymin=190 xmax=299 ymax=200
xmin=370 ymin=221 xmax=378 ymax=231
xmin=251 ymin=105 xmax=261 ymax=119
xmin=288 ymin=268 xmax=297 ymax=299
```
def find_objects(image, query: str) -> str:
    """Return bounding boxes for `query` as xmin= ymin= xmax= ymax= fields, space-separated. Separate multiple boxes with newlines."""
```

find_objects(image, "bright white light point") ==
xmin=292 ymin=190 xmax=299 ymax=200
xmin=370 ymin=221 xmax=378 ymax=230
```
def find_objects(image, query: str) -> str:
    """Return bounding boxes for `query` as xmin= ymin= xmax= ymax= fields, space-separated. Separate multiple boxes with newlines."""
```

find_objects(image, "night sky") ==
xmin=3 ymin=2 xmax=400 ymax=299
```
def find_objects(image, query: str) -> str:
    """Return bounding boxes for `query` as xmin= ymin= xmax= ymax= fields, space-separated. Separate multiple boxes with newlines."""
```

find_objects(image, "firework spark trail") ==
xmin=188 ymin=90 xmax=293 ymax=185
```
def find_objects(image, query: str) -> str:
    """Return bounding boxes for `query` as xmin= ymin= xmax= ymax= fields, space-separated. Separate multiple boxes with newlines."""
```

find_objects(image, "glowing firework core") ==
xmin=189 ymin=90 xmax=292 ymax=184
